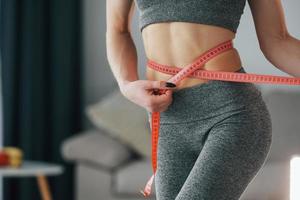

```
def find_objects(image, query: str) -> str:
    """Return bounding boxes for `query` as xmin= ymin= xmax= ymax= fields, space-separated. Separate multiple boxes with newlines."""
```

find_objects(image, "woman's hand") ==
xmin=120 ymin=80 xmax=177 ymax=112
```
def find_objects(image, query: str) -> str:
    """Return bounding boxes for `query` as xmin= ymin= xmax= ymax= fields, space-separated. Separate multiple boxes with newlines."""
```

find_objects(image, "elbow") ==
xmin=258 ymin=39 xmax=273 ymax=63
xmin=259 ymin=32 xmax=291 ymax=61
xmin=259 ymin=29 xmax=291 ymax=52
xmin=259 ymin=42 xmax=273 ymax=63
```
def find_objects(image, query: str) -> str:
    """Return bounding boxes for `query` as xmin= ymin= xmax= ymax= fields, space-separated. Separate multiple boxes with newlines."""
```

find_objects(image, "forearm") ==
xmin=261 ymin=34 xmax=300 ymax=77
xmin=106 ymin=30 xmax=139 ymax=90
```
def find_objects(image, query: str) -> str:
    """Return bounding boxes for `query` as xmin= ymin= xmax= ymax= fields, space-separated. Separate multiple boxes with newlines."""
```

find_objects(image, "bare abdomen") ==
xmin=142 ymin=22 xmax=243 ymax=90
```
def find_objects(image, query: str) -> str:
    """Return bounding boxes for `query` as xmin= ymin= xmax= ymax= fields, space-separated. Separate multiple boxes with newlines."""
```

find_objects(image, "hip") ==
xmin=147 ymin=67 xmax=271 ymax=124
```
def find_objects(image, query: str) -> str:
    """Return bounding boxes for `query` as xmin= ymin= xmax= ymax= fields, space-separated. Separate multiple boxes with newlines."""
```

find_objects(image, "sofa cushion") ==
xmin=112 ymin=158 xmax=156 ymax=197
xmin=61 ymin=130 xmax=132 ymax=169
xmin=86 ymin=89 xmax=152 ymax=158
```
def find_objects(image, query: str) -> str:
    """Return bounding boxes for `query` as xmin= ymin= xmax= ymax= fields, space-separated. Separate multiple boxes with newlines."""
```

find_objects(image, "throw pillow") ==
xmin=86 ymin=89 xmax=152 ymax=158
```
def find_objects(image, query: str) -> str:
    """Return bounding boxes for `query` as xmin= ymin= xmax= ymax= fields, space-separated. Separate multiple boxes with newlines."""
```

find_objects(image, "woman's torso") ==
xmin=142 ymin=22 xmax=243 ymax=90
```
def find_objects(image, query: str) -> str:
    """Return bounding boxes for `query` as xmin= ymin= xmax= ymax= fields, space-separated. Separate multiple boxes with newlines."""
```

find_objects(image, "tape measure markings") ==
xmin=147 ymin=64 xmax=300 ymax=85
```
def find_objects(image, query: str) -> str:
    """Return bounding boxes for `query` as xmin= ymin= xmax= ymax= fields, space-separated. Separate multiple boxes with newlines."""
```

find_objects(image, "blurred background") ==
xmin=0 ymin=0 xmax=300 ymax=200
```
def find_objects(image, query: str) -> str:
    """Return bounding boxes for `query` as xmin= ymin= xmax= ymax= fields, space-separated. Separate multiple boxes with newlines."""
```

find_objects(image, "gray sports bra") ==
xmin=134 ymin=0 xmax=247 ymax=33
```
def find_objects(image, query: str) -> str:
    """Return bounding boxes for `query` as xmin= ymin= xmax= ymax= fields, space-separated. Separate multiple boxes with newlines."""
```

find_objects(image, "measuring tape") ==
xmin=140 ymin=40 xmax=300 ymax=197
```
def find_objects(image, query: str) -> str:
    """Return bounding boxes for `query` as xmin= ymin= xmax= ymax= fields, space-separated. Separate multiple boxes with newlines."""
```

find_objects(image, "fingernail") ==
xmin=165 ymin=82 xmax=176 ymax=88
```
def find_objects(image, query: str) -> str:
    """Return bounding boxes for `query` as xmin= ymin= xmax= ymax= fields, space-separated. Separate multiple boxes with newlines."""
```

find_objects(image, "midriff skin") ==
xmin=142 ymin=22 xmax=243 ymax=91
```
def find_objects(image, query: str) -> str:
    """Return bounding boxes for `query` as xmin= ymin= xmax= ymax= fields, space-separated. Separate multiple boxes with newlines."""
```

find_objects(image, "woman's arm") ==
xmin=106 ymin=0 xmax=138 ymax=89
xmin=248 ymin=0 xmax=300 ymax=77
xmin=105 ymin=0 xmax=175 ymax=112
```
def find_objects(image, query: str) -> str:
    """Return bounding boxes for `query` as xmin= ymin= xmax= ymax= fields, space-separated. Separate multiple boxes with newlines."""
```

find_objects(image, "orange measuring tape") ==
xmin=140 ymin=40 xmax=300 ymax=197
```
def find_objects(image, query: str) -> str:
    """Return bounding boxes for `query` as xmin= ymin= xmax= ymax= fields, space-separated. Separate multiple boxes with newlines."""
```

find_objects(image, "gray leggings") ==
xmin=147 ymin=67 xmax=272 ymax=200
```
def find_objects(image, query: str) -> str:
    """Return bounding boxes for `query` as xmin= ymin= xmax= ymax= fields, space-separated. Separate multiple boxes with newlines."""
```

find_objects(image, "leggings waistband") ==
xmin=147 ymin=67 xmax=264 ymax=124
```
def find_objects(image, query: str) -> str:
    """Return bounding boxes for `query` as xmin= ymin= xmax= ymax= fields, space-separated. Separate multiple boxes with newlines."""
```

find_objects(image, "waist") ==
xmin=146 ymin=67 xmax=264 ymax=124
xmin=145 ymin=47 xmax=242 ymax=90
xmin=143 ymin=25 xmax=241 ymax=90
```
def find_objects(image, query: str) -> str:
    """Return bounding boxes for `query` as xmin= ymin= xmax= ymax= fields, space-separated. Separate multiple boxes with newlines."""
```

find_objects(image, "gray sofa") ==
xmin=61 ymin=87 xmax=300 ymax=200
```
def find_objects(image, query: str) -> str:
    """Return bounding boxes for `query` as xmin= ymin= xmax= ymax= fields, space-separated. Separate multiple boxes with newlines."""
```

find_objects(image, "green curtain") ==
xmin=1 ymin=0 xmax=83 ymax=199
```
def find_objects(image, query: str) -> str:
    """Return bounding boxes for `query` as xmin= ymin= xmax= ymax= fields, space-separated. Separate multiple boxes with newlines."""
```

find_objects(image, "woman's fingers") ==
xmin=120 ymin=79 xmax=176 ymax=113
xmin=146 ymin=89 xmax=173 ymax=112
xmin=142 ymin=80 xmax=177 ymax=90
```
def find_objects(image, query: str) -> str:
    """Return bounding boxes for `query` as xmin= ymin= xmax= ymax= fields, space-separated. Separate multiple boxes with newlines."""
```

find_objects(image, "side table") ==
xmin=0 ymin=161 xmax=64 ymax=200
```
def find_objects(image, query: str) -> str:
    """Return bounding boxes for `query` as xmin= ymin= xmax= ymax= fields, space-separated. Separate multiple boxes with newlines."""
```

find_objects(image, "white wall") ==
xmin=83 ymin=0 xmax=300 ymax=111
